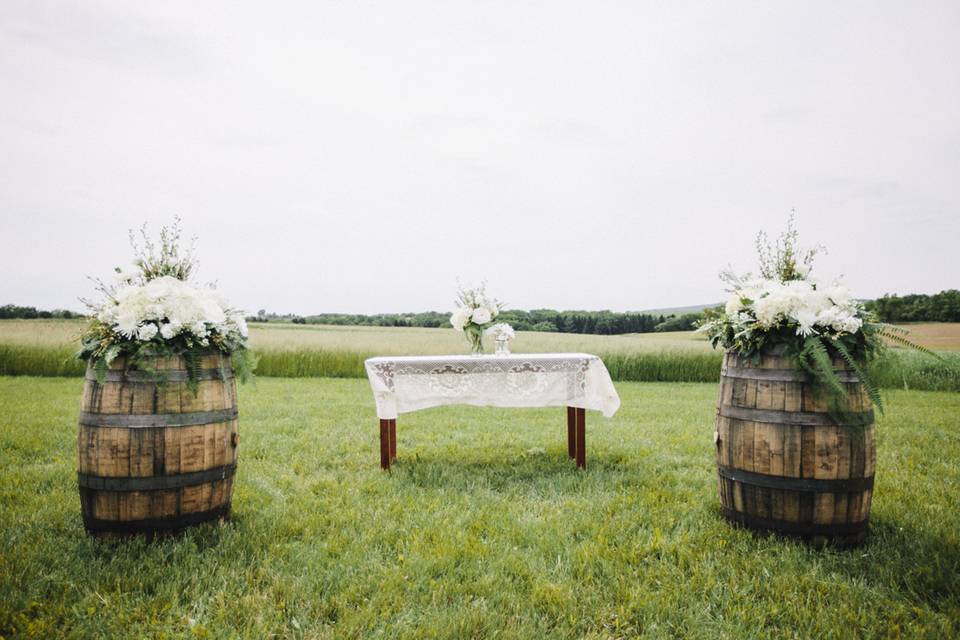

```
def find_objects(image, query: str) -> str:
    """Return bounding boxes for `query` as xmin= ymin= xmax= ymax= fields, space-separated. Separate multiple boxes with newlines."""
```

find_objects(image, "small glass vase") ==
xmin=495 ymin=337 xmax=510 ymax=356
xmin=465 ymin=326 xmax=484 ymax=355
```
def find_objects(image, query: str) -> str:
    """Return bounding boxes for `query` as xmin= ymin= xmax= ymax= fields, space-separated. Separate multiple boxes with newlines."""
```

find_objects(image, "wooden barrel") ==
xmin=714 ymin=343 xmax=876 ymax=546
xmin=77 ymin=353 xmax=239 ymax=538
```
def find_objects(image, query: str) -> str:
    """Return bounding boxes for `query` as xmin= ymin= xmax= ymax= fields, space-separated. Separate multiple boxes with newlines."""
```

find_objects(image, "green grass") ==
xmin=1 ymin=377 xmax=958 ymax=638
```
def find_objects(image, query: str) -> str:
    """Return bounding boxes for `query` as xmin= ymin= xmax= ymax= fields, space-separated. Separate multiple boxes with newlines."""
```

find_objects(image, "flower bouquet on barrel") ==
xmin=75 ymin=218 xmax=255 ymax=538
xmin=450 ymin=283 xmax=503 ymax=354
xmin=78 ymin=219 xmax=255 ymax=386
xmin=698 ymin=213 xmax=937 ymax=546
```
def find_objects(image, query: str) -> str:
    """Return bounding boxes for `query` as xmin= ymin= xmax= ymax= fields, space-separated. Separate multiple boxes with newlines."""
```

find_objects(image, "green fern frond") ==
xmin=832 ymin=339 xmax=884 ymax=414
xmin=803 ymin=336 xmax=848 ymax=399
xmin=877 ymin=328 xmax=943 ymax=360
xmin=184 ymin=348 xmax=201 ymax=395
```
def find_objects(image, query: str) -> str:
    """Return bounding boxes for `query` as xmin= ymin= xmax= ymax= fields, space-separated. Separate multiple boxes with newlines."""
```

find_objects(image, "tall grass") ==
xmin=254 ymin=349 xmax=373 ymax=378
xmin=0 ymin=345 xmax=84 ymax=377
xmin=2 ymin=343 xmax=956 ymax=391
xmin=871 ymin=350 xmax=960 ymax=392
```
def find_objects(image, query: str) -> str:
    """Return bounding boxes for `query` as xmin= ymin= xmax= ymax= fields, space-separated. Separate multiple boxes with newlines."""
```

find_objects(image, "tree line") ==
xmin=864 ymin=290 xmax=960 ymax=323
xmin=254 ymin=308 xmax=702 ymax=334
xmin=4 ymin=290 xmax=958 ymax=334
xmin=0 ymin=304 xmax=80 ymax=319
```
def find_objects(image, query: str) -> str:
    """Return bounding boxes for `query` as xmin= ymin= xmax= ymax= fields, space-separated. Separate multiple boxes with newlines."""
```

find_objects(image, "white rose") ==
xmin=471 ymin=307 xmax=492 ymax=325
xmin=137 ymin=322 xmax=159 ymax=341
xmin=450 ymin=309 xmax=469 ymax=332
xmin=159 ymin=322 xmax=177 ymax=340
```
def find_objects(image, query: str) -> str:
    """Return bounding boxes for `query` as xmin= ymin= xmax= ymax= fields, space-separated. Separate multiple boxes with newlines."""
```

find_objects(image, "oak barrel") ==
xmin=715 ymin=343 xmax=876 ymax=546
xmin=78 ymin=353 xmax=239 ymax=538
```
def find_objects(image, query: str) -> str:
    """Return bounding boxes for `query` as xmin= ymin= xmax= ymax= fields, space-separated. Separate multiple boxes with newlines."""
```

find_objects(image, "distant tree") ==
xmin=531 ymin=321 xmax=558 ymax=332
xmin=655 ymin=313 xmax=703 ymax=332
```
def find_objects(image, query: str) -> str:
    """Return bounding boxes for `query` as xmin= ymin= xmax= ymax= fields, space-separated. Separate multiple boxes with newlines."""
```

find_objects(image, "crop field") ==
xmin=2 ymin=319 xmax=959 ymax=392
xmin=1 ymin=377 xmax=959 ymax=638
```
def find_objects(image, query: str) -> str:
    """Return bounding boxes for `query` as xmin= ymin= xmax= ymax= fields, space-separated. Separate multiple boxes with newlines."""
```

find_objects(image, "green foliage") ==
xmin=866 ymin=289 xmax=960 ymax=323
xmin=127 ymin=216 xmax=197 ymax=282
xmin=1 ymin=377 xmax=959 ymax=638
xmin=0 ymin=305 xmax=81 ymax=320
xmin=655 ymin=313 xmax=702 ymax=332
xmin=254 ymin=309 xmax=682 ymax=336
xmin=754 ymin=209 xmax=821 ymax=282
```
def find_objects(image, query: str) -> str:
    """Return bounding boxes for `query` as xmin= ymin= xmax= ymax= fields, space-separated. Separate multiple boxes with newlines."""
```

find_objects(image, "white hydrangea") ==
xmin=484 ymin=322 xmax=516 ymax=339
xmin=159 ymin=322 xmax=177 ymax=340
xmin=95 ymin=276 xmax=247 ymax=344
xmin=136 ymin=322 xmax=159 ymax=341
xmin=730 ymin=275 xmax=863 ymax=337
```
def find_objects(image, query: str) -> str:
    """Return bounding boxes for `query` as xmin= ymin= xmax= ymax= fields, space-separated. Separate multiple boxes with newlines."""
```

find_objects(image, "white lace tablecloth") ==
xmin=364 ymin=353 xmax=621 ymax=420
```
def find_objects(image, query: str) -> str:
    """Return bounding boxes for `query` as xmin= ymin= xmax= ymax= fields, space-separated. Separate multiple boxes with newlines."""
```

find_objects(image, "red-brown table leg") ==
xmin=575 ymin=407 xmax=586 ymax=470
xmin=567 ymin=407 xmax=576 ymax=458
xmin=379 ymin=419 xmax=391 ymax=470
xmin=389 ymin=419 xmax=397 ymax=462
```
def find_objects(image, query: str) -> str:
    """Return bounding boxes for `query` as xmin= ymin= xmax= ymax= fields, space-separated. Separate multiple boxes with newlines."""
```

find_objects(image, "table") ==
xmin=364 ymin=353 xmax=620 ymax=470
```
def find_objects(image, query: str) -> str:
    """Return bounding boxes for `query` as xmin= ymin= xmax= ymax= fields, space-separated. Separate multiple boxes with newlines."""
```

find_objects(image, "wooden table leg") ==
xmin=379 ymin=419 xmax=391 ymax=470
xmin=389 ymin=419 xmax=397 ymax=462
xmin=567 ymin=407 xmax=576 ymax=458
xmin=575 ymin=407 xmax=586 ymax=470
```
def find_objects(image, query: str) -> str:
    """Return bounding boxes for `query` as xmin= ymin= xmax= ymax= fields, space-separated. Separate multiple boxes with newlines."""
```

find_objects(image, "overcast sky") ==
xmin=1 ymin=1 xmax=957 ymax=315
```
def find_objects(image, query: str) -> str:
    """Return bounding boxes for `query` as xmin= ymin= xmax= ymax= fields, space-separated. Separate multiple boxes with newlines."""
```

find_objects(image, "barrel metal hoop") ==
xmin=722 ymin=507 xmax=869 ymax=537
xmin=78 ymin=464 xmax=236 ymax=492
xmin=82 ymin=504 xmax=231 ymax=533
xmin=723 ymin=366 xmax=860 ymax=384
xmin=78 ymin=408 xmax=238 ymax=428
xmin=718 ymin=465 xmax=874 ymax=493
xmin=718 ymin=405 xmax=874 ymax=427
xmin=85 ymin=369 xmax=233 ymax=383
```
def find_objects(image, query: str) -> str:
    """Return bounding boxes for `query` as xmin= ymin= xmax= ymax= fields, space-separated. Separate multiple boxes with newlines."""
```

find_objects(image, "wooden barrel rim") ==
xmin=85 ymin=368 xmax=234 ymax=383
xmin=82 ymin=504 xmax=231 ymax=534
xmin=77 ymin=463 xmax=236 ymax=492
xmin=78 ymin=408 xmax=238 ymax=428
xmin=718 ymin=405 xmax=874 ymax=427
xmin=717 ymin=465 xmax=874 ymax=493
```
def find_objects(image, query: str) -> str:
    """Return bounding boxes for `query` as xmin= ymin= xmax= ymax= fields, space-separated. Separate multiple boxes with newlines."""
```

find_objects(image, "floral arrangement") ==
xmin=699 ymin=214 xmax=934 ymax=418
xmin=485 ymin=322 xmax=516 ymax=355
xmin=450 ymin=283 xmax=503 ymax=353
xmin=78 ymin=219 xmax=256 ymax=387
xmin=484 ymin=322 xmax=516 ymax=341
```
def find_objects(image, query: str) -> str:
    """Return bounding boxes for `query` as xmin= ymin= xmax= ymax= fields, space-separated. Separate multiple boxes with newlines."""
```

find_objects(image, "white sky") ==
xmin=1 ymin=1 xmax=958 ymax=314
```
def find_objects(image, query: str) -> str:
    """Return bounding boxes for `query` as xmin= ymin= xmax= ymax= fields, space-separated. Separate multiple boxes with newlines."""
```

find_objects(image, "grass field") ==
xmin=1 ymin=377 xmax=958 ymax=638
xmin=1 ymin=320 xmax=959 ymax=391
xmin=4 ymin=319 xmax=960 ymax=353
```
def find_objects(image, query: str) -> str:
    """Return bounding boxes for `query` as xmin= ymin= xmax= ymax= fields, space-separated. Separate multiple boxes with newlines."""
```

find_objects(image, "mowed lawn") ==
xmin=1 ymin=377 xmax=959 ymax=639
